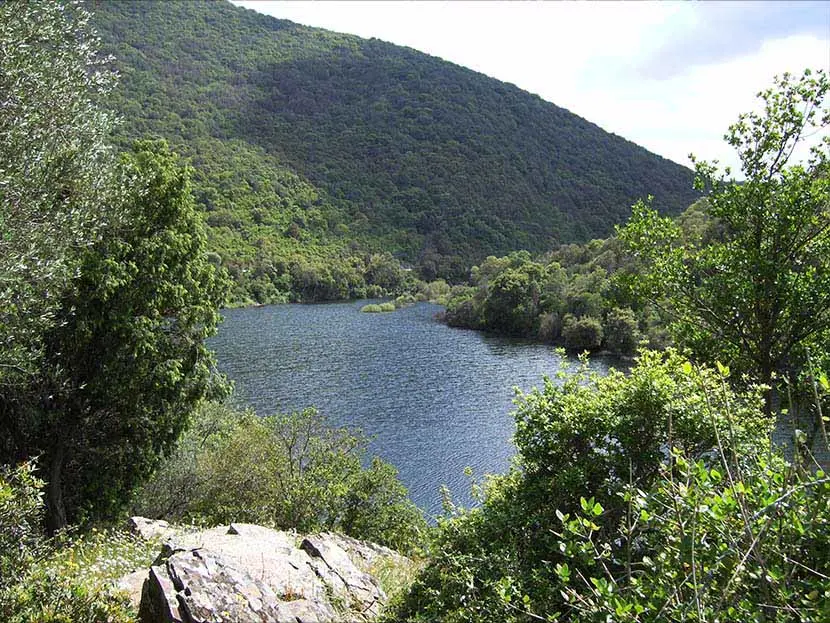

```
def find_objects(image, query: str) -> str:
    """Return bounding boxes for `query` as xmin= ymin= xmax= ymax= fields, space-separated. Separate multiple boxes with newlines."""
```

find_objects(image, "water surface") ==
xmin=210 ymin=301 xmax=617 ymax=516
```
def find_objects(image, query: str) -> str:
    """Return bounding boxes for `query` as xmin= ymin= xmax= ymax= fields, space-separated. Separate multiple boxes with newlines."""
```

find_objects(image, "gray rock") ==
xmin=129 ymin=518 xmax=407 ymax=623
xmin=301 ymin=535 xmax=385 ymax=618
xmin=116 ymin=568 xmax=148 ymax=612
xmin=128 ymin=516 xmax=177 ymax=541
xmin=315 ymin=531 xmax=410 ymax=575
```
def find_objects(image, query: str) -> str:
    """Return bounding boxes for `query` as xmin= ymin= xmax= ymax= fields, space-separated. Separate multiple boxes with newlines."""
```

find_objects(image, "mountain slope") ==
xmin=91 ymin=0 xmax=697 ymax=291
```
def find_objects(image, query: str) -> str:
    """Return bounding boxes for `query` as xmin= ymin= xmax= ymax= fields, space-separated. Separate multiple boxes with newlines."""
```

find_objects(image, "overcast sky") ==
xmin=231 ymin=1 xmax=830 ymax=172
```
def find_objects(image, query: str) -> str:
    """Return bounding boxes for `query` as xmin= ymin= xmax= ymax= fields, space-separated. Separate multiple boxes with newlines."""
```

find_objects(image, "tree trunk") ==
xmin=45 ymin=438 xmax=67 ymax=534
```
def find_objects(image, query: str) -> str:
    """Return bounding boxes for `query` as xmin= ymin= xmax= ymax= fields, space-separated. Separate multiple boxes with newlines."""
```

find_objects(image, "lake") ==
xmin=209 ymin=301 xmax=618 ymax=517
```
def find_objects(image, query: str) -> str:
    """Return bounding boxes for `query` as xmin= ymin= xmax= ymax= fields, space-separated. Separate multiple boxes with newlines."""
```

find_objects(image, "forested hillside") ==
xmin=91 ymin=0 xmax=697 ymax=299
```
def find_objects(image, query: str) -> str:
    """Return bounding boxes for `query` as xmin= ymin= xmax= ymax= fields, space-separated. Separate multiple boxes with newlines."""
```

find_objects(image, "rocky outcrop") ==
xmin=123 ymin=517 xmax=412 ymax=623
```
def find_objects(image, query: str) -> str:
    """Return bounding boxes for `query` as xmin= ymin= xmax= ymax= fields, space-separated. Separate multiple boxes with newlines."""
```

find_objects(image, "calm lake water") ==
xmin=209 ymin=301 xmax=618 ymax=517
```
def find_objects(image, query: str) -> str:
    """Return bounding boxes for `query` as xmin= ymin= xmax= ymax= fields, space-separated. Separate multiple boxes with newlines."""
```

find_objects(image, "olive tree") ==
xmin=0 ymin=1 xmax=116 ymax=383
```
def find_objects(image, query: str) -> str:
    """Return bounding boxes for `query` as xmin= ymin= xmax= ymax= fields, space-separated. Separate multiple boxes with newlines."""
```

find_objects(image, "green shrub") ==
xmin=390 ymin=351 xmax=774 ymax=621
xmin=548 ymin=452 xmax=830 ymax=622
xmin=394 ymin=293 xmax=417 ymax=309
xmin=0 ymin=463 xmax=44 ymax=592
xmin=0 ymin=463 xmax=142 ymax=623
xmin=602 ymin=306 xmax=641 ymax=356
xmin=416 ymin=279 xmax=451 ymax=304
xmin=562 ymin=315 xmax=603 ymax=352
xmin=361 ymin=301 xmax=396 ymax=313
xmin=443 ymin=289 xmax=484 ymax=329
xmin=133 ymin=403 xmax=427 ymax=553
xmin=537 ymin=312 xmax=561 ymax=342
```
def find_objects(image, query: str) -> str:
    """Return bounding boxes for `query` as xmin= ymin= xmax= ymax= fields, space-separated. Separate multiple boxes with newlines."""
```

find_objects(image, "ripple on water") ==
xmin=209 ymin=301 xmax=616 ymax=518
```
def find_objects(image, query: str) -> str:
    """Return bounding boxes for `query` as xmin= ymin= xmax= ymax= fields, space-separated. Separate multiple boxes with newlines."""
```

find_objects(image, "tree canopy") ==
xmin=0 ymin=2 xmax=228 ymax=531
xmin=619 ymin=70 xmax=830 ymax=393
xmin=89 ymin=0 xmax=698 ymax=296
xmin=0 ymin=0 xmax=116 ymax=382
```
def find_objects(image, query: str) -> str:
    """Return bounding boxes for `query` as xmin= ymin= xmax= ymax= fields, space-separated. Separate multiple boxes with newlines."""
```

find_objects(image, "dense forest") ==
xmin=1 ymin=1 xmax=828 ymax=621
xmin=90 ymin=0 xmax=698 ymax=300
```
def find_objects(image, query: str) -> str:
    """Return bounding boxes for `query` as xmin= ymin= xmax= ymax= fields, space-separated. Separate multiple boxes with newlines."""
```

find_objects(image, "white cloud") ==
xmin=231 ymin=1 xmax=830 ymax=171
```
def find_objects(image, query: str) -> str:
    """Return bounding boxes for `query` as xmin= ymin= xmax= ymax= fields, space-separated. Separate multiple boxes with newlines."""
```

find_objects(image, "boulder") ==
xmin=126 ymin=518 xmax=407 ymax=623
xmin=128 ymin=516 xmax=178 ymax=542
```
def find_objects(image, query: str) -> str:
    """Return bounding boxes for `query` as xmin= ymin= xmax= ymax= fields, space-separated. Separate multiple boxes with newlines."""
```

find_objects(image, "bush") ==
xmin=0 ymin=463 xmax=44 ymax=592
xmin=602 ymin=306 xmax=641 ymax=355
xmin=0 ymin=462 xmax=142 ymax=623
xmin=361 ymin=301 xmax=396 ymax=313
xmin=133 ymin=403 xmax=427 ymax=553
xmin=562 ymin=315 xmax=603 ymax=352
xmin=443 ymin=289 xmax=484 ymax=329
xmin=390 ymin=351 xmax=773 ymax=621
xmin=416 ymin=279 xmax=451 ymax=304
xmin=549 ymin=452 xmax=830 ymax=622
xmin=537 ymin=312 xmax=561 ymax=342
xmin=394 ymin=293 xmax=417 ymax=309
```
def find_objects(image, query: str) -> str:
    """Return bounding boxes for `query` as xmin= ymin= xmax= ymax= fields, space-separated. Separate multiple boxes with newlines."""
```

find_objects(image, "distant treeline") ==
xmin=438 ymin=199 xmax=716 ymax=355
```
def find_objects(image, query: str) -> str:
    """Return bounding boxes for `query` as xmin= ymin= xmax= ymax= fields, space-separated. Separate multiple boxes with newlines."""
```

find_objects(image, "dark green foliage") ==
xmin=603 ymin=307 xmax=641 ymax=356
xmin=482 ymin=265 xmax=546 ymax=336
xmin=391 ymin=70 xmax=830 ymax=623
xmin=537 ymin=312 xmax=562 ymax=342
xmin=562 ymin=315 xmax=603 ymax=352
xmin=89 ymin=0 xmax=697 ymax=295
xmin=443 ymin=289 xmax=485 ymax=330
xmin=619 ymin=70 xmax=830 ymax=390
xmin=1 ymin=141 xmax=229 ymax=530
xmin=441 ymin=241 xmax=660 ymax=355
xmin=133 ymin=403 xmax=427 ymax=553
xmin=2 ymin=1 xmax=228 ymax=533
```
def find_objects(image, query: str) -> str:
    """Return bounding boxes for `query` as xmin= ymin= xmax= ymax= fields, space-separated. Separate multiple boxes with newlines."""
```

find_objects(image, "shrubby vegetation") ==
xmin=362 ymin=302 xmax=397 ymax=313
xmin=389 ymin=352 xmax=829 ymax=622
xmin=0 ymin=462 xmax=155 ymax=622
xmin=441 ymin=244 xmax=651 ymax=356
xmin=90 ymin=0 xmax=696 ymax=294
xmin=360 ymin=293 xmax=419 ymax=313
xmin=133 ymin=403 xmax=426 ymax=553
xmin=0 ymin=137 xmax=228 ymax=532
xmin=550 ymin=448 xmax=829 ymax=622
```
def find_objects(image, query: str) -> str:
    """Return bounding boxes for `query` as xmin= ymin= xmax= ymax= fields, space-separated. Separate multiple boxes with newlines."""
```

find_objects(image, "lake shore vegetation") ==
xmin=132 ymin=402 xmax=427 ymax=554
xmin=388 ymin=68 xmax=830 ymax=622
xmin=1 ymin=1 xmax=828 ymax=621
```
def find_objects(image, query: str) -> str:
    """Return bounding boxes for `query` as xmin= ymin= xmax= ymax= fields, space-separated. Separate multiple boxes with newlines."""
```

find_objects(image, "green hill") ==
xmin=91 ymin=0 xmax=698 ymax=301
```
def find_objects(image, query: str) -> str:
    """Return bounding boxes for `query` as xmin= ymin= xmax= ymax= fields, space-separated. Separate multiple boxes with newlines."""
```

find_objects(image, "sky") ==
xmin=231 ymin=1 xmax=830 ymax=172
